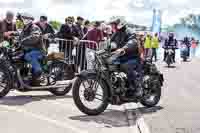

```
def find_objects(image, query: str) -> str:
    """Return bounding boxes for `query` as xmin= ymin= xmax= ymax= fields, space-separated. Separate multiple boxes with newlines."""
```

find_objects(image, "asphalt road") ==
xmin=0 ymin=56 xmax=200 ymax=133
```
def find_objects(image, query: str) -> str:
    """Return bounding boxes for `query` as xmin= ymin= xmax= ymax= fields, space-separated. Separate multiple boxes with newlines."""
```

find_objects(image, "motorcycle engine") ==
xmin=111 ymin=72 xmax=128 ymax=94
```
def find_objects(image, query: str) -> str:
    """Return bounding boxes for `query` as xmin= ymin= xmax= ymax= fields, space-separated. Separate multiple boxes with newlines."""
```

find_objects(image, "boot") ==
xmin=31 ymin=72 xmax=42 ymax=86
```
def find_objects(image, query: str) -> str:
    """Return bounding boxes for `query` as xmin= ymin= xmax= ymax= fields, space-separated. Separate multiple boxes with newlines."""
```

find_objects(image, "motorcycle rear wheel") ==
xmin=49 ymin=61 xmax=74 ymax=96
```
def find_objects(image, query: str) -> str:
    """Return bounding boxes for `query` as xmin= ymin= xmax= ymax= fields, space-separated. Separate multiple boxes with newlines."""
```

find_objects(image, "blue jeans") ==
xmin=113 ymin=57 xmax=142 ymax=87
xmin=24 ymin=49 xmax=43 ymax=75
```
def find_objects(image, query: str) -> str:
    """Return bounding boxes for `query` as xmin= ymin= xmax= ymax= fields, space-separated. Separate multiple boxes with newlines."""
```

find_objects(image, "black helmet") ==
xmin=109 ymin=18 xmax=127 ymax=29
xmin=40 ymin=15 xmax=48 ymax=21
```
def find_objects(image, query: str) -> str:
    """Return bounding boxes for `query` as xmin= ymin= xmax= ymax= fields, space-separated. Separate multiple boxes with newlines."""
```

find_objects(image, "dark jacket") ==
xmin=163 ymin=37 xmax=178 ymax=49
xmin=57 ymin=24 xmax=78 ymax=40
xmin=35 ymin=22 xmax=55 ymax=49
xmin=74 ymin=23 xmax=84 ymax=39
xmin=83 ymin=27 xmax=88 ymax=35
xmin=110 ymin=26 xmax=139 ymax=61
xmin=20 ymin=23 xmax=44 ymax=51
xmin=0 ymin=19 xmax=16 ymax=42
xmin=35 ymin=22 xmax=55 ymax=35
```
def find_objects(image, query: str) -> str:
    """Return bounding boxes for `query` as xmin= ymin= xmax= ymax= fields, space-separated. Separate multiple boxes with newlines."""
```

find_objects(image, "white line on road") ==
xmin=0 ymin=105 xmax=88 ymax=133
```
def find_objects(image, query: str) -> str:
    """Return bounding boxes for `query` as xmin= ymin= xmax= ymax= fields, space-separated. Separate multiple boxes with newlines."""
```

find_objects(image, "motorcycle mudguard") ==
xmin=159 ymin=73 xmax=164 ymax=86
xmin=75 ymin=70 xmax=112 ymax=96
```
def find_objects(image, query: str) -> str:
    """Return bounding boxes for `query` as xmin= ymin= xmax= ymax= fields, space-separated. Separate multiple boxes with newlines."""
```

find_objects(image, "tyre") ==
xmin=140 ymin=77 xmax=161 ymax=107
xmin=166 ymin=56 xmax=171 ymax=67
xmin=49 ymin=60 xmax=74 ymax=96
xmin=72 ymin=76 xmax=109 ymax=115
xmin=183 ymin=57 xmax=187 ymax=62
xmin=0 ymin=65 xmax=12 ymax=98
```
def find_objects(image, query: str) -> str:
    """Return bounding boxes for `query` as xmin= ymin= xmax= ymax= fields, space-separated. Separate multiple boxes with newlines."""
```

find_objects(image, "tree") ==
xmin=49 ymin=21 xmax=62 ymax=31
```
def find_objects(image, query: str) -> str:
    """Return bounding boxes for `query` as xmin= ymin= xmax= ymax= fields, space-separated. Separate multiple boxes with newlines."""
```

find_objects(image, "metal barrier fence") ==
xmin=46 ymin=38 xmax=109 ymax=72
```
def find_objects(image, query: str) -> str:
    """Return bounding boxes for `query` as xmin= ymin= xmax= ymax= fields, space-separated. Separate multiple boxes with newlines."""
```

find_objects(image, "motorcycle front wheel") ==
xmin=72 ymin=76 xmax=109 ymax=115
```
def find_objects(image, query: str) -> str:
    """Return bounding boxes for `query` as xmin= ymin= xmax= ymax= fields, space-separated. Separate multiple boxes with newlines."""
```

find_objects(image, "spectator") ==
xmin=57 ymin=16 xmax=78 ymax=58
xmin=0 ymin=11 xmax=16 ymax=44
xmin=36 ymin=16 xmax=54 ymax=35
xmin=57 ymin=16 xmax=78 ymax=40
xmin=191 ymin=37 xmax=198 ymax=57
xmin=86 ymin=21 xmax=104 ymax=50
xmin=144 ymin=33 xmax=152 ymax=59
xmin=75 ymin=16 xmax=86 ymax=71
xmin=83 ymin=20 xmax=90 ymax=35
xmin=75 ymin=16 xmax=84 ymax=39
xmin=151 ymin=33 xmax=159 ymax=61
xmin=36 ymin=15 xmax=55 ymax=49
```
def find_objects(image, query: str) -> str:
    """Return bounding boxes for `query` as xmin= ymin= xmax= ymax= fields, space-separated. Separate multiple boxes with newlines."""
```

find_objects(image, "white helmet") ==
xmin=20 ymin=12 xmax=34 ymax=25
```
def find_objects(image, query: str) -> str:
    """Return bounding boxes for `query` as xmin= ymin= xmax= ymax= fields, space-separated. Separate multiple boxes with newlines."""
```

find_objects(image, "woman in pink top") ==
xmin=191 ymin=38 xmax=198 ymax=57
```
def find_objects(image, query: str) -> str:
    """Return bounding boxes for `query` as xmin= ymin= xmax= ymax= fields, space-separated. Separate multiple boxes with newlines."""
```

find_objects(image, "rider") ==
xmin=182 ymin=36 xmax=191 ymax=57
xmin=110 ymin=18 xmax=143 ymax=98
xmin=163 ymin=33 xmax=178 ymax=62
xmin=19 ymin=13 xmax=44 ymax=86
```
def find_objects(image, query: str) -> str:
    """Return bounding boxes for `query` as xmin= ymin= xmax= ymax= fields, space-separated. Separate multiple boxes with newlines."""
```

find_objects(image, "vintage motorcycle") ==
xmin=0 ymin=35 xmax=74 ymax=98
xmin=165 ymin=48 xmax=175 ymax=67
xmin=180 ymin=42 xmax=190 ymax=62
xmin=72 ymin=45 xmax=164 ymax=115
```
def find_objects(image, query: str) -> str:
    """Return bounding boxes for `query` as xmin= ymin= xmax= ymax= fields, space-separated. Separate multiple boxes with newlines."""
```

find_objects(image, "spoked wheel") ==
xmin=0 ymin=65 xmax=12 ymax=98
xmin=140 ymin=81 xmax=161 ymax=107
xmin=73 ymin=76 xmax=109 ymax=115
xmin=49 ymin=61 xmax=73 ymax=96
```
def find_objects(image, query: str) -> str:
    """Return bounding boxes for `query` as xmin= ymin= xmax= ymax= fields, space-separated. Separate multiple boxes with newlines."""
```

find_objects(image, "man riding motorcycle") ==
xmin=19 ymin=13 xmax=44 ymax=86
xmin=110 ymin=19 xmax=143 ymax=98
xmin=163 ymin=33 xmax=178 ymax=62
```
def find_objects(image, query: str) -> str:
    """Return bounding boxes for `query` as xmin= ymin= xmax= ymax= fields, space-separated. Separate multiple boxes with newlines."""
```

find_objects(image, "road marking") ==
xmin=123 ymin=103 xmax=151 ymax=133
xmin=13 ymin=91 xmax=74 ymax=109
xmin=0 ymin=104 xmax=88 ymax=133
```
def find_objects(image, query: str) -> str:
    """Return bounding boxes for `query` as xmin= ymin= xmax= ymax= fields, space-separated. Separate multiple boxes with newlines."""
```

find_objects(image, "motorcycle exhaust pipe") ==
xmin=17 ymin=70 xmax=71 ymax=90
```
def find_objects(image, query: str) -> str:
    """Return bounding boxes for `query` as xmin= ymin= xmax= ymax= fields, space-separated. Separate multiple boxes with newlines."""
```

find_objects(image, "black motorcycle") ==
xmin=165 ymin=49 xmax=174 ymax=67
xmin=0 ymin=35 xmax=74 ymax=98
xmin=72 ymin=47 xmax=164 ymax=115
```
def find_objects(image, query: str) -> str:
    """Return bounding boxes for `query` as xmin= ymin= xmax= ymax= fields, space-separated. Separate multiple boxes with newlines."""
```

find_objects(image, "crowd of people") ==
xmin=137 ymin=32 xmax=199 ymax=63
xmin=0 ymin=10 xmax=199 ymax=97
xmin=0 ymin=11 xmax=199 ymax=65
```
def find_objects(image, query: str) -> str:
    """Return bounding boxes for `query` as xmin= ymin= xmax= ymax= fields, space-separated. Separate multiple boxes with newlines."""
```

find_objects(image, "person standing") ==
xmin=36 ymin=15 xmax=55 ymax=49
xmin=151 ymin=33 xmax=159 ymax=61
xmin=144 ymin=33 xmax=152 ymax=59
xmin=83 ymin=20 xmax=90 ymax=35
xmin=86 ymin=21 xmax=104 ymax=49
xmin=75 ymin=16 xmax=86 ymax=70
xmin=191 ymin=38 xmax=198 ymax=57
xmin=57 ymin=17 xmax=78 ymax=57
xmin=0 ymin=11 xmax=16 ymax=44
xmin=75 ymin=16 xmax=84 ymax=39
xmin=85 ymin=21 xmax=104 ymax=70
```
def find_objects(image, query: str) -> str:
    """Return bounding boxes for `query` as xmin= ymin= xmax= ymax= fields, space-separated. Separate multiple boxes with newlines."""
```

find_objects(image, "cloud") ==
xmin=0 ymin=0 xmax=200 ymax=26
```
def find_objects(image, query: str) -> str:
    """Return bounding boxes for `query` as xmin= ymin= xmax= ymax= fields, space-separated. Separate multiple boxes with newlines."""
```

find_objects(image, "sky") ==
xmin=0 ymin=0 xmax=200 ymax=26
